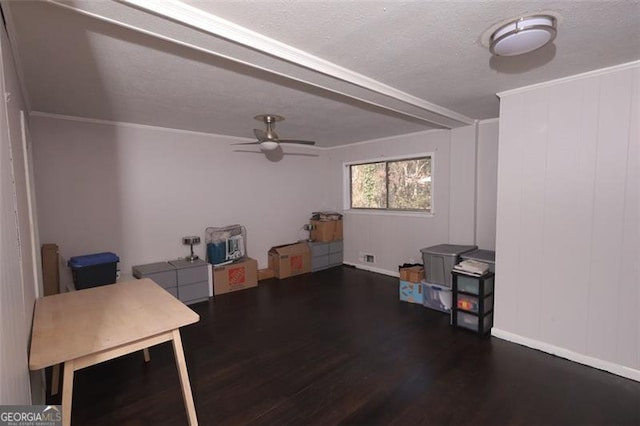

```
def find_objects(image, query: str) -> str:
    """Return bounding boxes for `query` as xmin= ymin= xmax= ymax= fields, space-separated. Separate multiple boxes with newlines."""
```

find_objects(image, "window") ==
xmin=349 ymin=156 xmax=432 ymax=212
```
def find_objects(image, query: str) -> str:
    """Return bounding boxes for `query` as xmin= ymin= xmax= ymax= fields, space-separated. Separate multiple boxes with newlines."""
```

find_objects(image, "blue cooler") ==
xmin=68 ymin=252 xmax=119 ymax=289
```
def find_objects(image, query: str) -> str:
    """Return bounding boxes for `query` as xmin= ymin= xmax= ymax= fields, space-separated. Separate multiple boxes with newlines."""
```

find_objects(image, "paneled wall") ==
xmin=448 ymin=125 xmax=477 ymax=245
xmin=493 ymin=63 xmax=639 ymax=381
xmin=476 ymin=119 xmax=499 ymax=250
xmin=326 ymin=130 xmax=452 ymax=275
xmin=326 ymin=121 xmax=498 ymax=275
xmin=0 ymin=24 xmax=39 ymax=404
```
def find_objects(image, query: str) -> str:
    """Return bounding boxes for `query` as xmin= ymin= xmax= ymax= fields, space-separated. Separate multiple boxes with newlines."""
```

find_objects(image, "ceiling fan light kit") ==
xmin=260 ymin=141 xmax=280 ymax=151
xmin=233 ymin=114 xmax=316 ymax=151
xmin=490 ymin=15 xmax=557 ymax=56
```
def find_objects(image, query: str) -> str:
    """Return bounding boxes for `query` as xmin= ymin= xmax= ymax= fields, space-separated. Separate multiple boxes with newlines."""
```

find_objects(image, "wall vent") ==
xmin=359 ymin=252 xmax=375 ymax=263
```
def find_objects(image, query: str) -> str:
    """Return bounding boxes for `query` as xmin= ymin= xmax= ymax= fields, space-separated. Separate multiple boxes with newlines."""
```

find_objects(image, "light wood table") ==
xmin=29 ymin=278 xmax=200 ymax=425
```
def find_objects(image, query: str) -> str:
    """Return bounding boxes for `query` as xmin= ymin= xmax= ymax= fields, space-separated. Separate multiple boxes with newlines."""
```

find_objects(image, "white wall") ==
xmin=0 ymin=23 xmax=40 ymax=404
xmin=493 ymin=63 xmax=639 ymax=381
xmin=30 ymin=116 xmax=331 ymax=274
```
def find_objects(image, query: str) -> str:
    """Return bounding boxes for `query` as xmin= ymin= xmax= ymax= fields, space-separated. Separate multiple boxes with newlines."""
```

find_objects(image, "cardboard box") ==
xmin=41 ymin=243 xmax=60 ymax=296
xmin=268 ymin=242 xmax=311 ymax=279
xmin=399 ymin=265 xmax=424 ymax=283
xmin=310 ymin=219 xmax=343 ymax=242
xmin=258 ymin=268 xmax=275 ymax=281
xmin=399 ymin=280 xmax=423 ymax=304
xmin=213 ymin=257 xmax=258 ymax=295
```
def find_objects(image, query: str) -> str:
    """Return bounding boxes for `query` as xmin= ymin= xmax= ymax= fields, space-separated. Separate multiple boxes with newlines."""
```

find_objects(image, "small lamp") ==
xmin=182 ymin=236 xmax=201 ymax=261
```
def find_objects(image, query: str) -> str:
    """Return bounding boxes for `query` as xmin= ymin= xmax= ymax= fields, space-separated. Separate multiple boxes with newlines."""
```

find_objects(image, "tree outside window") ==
xmin=350 ymin=157 xmax=431 ymax=212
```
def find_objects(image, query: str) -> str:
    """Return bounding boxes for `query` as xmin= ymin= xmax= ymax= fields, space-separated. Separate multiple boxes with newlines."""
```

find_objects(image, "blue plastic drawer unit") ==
xmin=68 ymin=252 xmax=119 ymax=290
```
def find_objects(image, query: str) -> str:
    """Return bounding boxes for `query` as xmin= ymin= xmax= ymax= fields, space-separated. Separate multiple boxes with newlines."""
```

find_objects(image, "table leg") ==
xmin=62 ymin=360 xmax=75 ymax=426
xmin=143 ymin=348 xmax=150 ymax=363
xmin=171 ymin=329 xmax=198 ymax=426
xmin=51 ymin=364 xmax=60 ymax=396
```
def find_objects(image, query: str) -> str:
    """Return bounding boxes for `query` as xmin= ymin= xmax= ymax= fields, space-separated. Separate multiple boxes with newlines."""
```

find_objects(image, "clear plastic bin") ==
xmin=456 ymin=273 xmax=494 ymax=296
xmin=456 ymin=294 xmax=493 ymax=315
xmin=456 ymin=311 xmax=493 ymax=334
xmin=422 ymin=282 xmax=452 ymax=313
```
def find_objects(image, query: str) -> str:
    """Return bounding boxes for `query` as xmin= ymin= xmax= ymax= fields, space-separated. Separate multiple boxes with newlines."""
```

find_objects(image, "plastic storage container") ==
xmin=422 ymin=282 xmax=452 ymax=313
xmin=456 ymin=293 xmax=493 ymax=315
xmin=68 ymin=252 xmax=119 ymax=289
xmin=456 ymin=273 xmax=494 ymax=296
xmin=420 ymin=244 xmax=477 ymax=287
xmin=461 ymin=249 xmax=496 ymax=273
xmin=456 ymin=311 xmax=493 ymax=334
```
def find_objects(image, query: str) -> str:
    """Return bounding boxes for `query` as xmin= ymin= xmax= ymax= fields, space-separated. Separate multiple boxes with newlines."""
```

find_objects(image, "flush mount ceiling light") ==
xmin=490 ymin=15 xmax=557 ymax=56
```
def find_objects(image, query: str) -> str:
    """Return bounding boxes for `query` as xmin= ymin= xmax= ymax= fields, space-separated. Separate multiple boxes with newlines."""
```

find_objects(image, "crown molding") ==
xmin=30 ymin=111 xmax=322 ymax=146
xmin=498 ymin=61 xmax=640 ymax=97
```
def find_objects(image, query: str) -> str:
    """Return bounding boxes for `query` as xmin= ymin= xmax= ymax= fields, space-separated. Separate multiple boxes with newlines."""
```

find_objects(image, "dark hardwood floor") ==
xmin=48 ymin=266 xmax=640 ymax=425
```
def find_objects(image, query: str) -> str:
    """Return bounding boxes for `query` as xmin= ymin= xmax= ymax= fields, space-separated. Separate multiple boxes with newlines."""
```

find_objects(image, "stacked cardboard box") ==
xmin=309 ymin=211 xmax=343 ymax=242
xmin=398 ymin=264 xmax=425 ymax=305
xmin=397 ymin=262 xmax=452 ymax=313
xmin=310 ymin=219 xmax=343 ymax=242
xmin=399 ymin=265 xmax=425 ymax=282
xmin=399 ymin=280 xmax=423 ymax=304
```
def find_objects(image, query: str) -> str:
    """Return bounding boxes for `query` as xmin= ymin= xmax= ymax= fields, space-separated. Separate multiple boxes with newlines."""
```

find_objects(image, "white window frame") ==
xmin=343 ymin=152 xmax=435 ymax=217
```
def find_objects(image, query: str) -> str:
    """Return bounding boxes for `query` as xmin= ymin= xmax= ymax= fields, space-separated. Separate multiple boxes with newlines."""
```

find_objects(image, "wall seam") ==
xmin=584 ymin=76 xmax=602 ymax=357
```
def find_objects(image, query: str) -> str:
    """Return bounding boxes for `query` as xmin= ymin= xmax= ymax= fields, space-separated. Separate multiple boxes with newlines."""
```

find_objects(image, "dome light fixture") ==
xmin=490 ymin=15 xmax=557 ymax=56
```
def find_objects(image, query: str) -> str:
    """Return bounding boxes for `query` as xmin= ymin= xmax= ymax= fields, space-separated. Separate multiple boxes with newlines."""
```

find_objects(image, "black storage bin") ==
xmin=68 ymin=252 xmax=119 ymax=289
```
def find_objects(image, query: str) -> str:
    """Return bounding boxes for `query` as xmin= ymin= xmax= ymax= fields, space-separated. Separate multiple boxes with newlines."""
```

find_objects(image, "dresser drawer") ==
xmin=329 ymin=241 xmax=343 ymax=253
xmin=329 ymin=252 xmax=343 ymax=265
xmin=308 ymin=242 xmax=330 ymax=257
xmin=179 ymin=281 xmax=209 ymax=304
xmin=132 ymin=262 xmax=176 ymax=289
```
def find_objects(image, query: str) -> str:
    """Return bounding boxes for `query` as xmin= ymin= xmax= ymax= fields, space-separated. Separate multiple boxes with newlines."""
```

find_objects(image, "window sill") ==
xmin=343 ymin=209 xmax=434 ymax=218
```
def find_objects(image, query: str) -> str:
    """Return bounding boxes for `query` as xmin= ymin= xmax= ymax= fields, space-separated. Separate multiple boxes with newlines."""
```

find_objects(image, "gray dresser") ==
xmin=169 ymin=259 xmax=210 ymax=305
xmin=308 ymin=241 xmax=343 ymax=272
xmin=132 ymin=259 xmax=210 ymax=305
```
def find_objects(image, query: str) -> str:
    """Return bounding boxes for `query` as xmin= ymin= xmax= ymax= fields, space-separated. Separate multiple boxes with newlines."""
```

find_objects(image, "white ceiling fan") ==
xmin=234 ymin=114 xmax=315 ymax=151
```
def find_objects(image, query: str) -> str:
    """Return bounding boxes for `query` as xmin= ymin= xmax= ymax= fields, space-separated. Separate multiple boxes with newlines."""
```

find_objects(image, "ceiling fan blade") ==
xmin=253 ymin=129 xmax=269 ymax=141
xmin=277 ymin=139 xmax=316 ymax=146
xmin=231 ymin=141 xmax=261 ymax=146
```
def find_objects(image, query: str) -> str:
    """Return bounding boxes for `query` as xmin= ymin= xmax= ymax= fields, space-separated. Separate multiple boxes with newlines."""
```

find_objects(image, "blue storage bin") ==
xmin=68 ymin=252 xmax=119 ymax=289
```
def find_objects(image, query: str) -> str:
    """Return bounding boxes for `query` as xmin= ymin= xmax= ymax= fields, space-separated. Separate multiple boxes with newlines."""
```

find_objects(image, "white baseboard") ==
xmin=491 ymin=328 xmax=640 ymax=383
xmin=343 ymin=261 xmax=398 ymax=278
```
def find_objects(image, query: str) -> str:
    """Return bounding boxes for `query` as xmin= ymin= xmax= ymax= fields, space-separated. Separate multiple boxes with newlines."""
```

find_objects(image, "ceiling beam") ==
xmin=119 ymin=0 xmax=474 ymax=128
xmin=45 ymin=0 xmax=474 ymax=128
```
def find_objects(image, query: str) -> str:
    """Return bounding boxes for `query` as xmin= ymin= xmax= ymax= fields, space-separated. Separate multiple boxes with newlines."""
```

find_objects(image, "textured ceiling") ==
xmin=3 ymin=0 xmax=639 ymax=147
